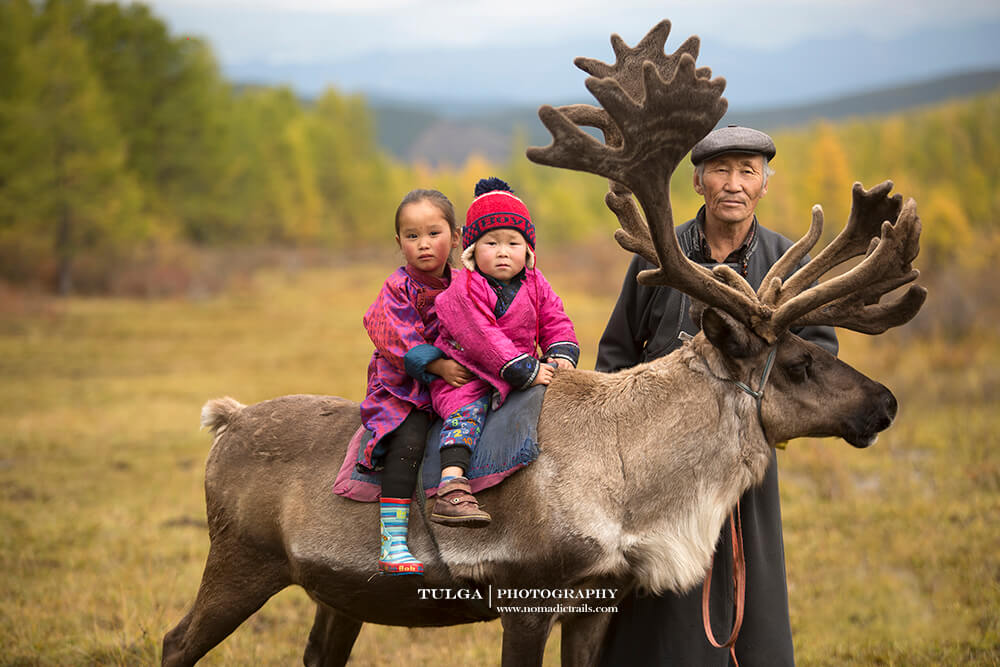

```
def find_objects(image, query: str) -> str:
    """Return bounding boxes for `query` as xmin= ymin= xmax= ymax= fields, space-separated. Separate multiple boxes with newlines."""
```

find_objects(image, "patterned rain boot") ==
xmin=378 ymin=497 xmax=424 ymax=575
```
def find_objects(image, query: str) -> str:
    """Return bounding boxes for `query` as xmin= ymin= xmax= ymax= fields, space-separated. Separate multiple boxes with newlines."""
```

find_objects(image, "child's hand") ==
xmin=530 ymin=362 xmax=556 ymax=387
xmin=428 ymin=359 xmax=474 ymax=388
xmin=545 ymin=357 xmax=574 ymax=371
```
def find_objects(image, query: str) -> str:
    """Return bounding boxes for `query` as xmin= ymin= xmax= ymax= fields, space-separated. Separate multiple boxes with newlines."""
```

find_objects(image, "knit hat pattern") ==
xmin=462 ymin=178 xmax=536 ymax=251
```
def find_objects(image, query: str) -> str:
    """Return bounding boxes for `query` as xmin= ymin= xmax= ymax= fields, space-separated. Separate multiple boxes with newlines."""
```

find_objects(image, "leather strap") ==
xmin=440 ymin=488 xmax=479 ymax=505
xmin=702 ymin=505 xmax=746 ymax=667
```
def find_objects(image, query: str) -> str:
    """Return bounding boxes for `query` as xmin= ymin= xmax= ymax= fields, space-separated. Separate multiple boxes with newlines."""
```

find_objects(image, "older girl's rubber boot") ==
xmin=378 ymin=497 xmax=424 ymax=575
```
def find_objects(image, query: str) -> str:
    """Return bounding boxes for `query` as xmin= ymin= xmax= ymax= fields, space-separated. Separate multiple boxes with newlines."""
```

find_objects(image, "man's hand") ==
xmin=530 ymin=363 xmax=556 ymax=387
xmin=427 ymin=359 xmax=474 ymax=388
xmin=545 ymin=357 xmax=574 ymax=371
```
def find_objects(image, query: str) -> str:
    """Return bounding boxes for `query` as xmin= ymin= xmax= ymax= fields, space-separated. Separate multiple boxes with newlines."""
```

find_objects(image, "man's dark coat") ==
xmin=596 ymin=208 xmax=837 ymax=667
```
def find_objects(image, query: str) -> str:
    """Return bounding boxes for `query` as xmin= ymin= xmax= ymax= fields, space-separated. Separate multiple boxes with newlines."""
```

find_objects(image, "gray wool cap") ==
xmin=690 ymin=125 xmax=776 ymax=165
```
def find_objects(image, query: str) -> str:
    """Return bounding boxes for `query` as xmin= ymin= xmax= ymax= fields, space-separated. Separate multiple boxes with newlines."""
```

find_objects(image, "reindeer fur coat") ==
xmin=596 ymin=209 xmax=837 ymax=667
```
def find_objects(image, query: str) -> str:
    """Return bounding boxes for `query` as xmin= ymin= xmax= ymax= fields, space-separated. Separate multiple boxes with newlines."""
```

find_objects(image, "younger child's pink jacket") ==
xmin=431 ymin=267 xmax=578 ymax=418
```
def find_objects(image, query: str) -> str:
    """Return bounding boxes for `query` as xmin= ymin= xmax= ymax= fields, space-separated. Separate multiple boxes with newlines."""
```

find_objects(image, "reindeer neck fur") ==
xmin=574 ymin=335 xmax=772 ymax=594
xmin=436 ymin=336 xmax=776 ymax=596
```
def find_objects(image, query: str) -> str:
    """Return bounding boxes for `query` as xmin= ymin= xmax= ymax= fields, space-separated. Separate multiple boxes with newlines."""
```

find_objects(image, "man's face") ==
xmin=693 ymin=153 xmax=768 ymax=228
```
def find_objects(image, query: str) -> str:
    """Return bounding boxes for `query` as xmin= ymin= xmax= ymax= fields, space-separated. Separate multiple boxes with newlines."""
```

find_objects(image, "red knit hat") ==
xmin=461 ymin=177 xmax=536 ymax=270
xmin=462 ymin=177 xmax=535 ymax=250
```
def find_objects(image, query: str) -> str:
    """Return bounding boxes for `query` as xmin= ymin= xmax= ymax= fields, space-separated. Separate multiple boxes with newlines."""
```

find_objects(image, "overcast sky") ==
xmin=140 ymin=0 xmax=1000 ymax=66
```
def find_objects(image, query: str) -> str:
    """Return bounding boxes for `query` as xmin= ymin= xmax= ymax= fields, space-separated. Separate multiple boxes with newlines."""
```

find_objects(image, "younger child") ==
xmin=360 ymin=189 xmax=472 ymax=574
xmin=429 ymin=177 xmax=580 ymax=526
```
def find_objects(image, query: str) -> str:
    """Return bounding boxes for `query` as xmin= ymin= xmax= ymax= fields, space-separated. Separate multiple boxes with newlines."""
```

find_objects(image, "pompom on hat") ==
xmin=460 ymin=177 xmax=536 ymax=271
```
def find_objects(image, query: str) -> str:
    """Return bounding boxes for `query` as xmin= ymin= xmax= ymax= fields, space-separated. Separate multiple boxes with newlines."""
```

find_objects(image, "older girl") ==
xmin=360 ymin=189 xmax=472 ymax=574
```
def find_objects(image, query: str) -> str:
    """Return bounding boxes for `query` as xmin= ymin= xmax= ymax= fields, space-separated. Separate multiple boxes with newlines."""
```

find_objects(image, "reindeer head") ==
xmin=527 ymin=20 xmax=926 ymax=448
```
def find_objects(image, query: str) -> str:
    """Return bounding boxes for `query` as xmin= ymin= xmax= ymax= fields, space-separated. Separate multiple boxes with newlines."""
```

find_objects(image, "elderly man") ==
xmin=596 ymin=126 xmax=838 ymax=666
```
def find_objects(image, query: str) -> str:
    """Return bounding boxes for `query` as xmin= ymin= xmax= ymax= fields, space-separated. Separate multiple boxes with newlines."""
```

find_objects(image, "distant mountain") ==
xmin=722 ymin=69 xmax=1000 ymax=132
xmin=220 ymin=15 xmax=1000 ymax=166
xmin=226 ymin=18 xmax=1000 ymax=112
xmin=370 ymin=70 xmax=1000 ymax=165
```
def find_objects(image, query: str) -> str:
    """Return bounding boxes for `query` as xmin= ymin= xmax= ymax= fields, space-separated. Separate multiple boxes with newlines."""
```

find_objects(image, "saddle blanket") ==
xmin=333 ymin=386 xmax=544 ymax=502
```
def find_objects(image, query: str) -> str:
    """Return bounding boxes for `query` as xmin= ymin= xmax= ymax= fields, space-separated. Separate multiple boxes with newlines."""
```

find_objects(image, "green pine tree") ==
xmin=81 ymin=2 xmax=232 ymax=242
xmin=0 ymin=1 xmax=143 ymax=292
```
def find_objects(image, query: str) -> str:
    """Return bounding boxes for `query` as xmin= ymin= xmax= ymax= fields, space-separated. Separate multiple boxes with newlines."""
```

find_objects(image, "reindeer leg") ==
xmin=500 ymin=612 xmax=556 ymax=667
xmin=161 ymin=540 xmax=288 ymax=667
xmin=302 ymin=600 xmax=363 ymax=667
xmin=560 ymin=612 xmax=614 ymax=667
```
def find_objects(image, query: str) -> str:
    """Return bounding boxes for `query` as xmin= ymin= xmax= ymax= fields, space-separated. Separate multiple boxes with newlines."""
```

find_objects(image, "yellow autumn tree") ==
xmin=920 ymin=184 xmax=975 ymax=268
xmin=801 ymin=121 xmax=854 ymax=242
xmin=280 ymin=116 xmax=324 ymax=244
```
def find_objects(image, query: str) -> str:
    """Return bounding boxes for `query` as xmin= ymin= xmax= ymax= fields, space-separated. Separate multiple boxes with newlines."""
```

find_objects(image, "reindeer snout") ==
xmin=881 ymin=387 xmax=898 ymax=425
xmin=845 ymin=384 xmax=897 ymax=449
xmin=870 ymin=385 xmax=898 ymax=434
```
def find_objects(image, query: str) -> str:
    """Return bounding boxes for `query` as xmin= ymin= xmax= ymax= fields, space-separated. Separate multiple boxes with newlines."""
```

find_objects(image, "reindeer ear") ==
xmin=701 ymin=308 xmax=760 ymax=359
xmin=688 ymin=298 xmax=707 ymax=326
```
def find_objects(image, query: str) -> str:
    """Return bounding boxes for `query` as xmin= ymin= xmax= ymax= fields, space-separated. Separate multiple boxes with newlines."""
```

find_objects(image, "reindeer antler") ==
xmin=527 ymin=21 xmax=771 ymax=328
xmin=527 ymin=20 xmax=926 ymax=342
xmin=574 ymin=19 xmax=710 ymax=108
xmin=761 ymin=188 xmax=925 ymax=337
xmin=547 ymin=20 xmax=710 ymax=153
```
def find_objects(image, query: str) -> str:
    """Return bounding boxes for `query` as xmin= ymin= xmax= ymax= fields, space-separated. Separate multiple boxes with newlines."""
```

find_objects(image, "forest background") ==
xmin=1 ymin=0 xmax=998 ymax=665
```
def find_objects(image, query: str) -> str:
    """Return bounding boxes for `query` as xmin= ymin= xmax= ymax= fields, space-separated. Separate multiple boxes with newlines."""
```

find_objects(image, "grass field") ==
xmin=1 ymin=255 xmax=998 ymax=665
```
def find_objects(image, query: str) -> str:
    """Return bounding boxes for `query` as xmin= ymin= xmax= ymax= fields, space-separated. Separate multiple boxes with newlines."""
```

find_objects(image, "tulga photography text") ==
xmin=416 ymin=586 xmax=621 ymax=613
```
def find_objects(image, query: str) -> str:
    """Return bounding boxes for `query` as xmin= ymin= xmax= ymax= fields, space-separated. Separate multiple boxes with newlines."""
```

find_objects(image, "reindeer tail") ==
xmin=200 ymin=397 xmax=246 ymax=435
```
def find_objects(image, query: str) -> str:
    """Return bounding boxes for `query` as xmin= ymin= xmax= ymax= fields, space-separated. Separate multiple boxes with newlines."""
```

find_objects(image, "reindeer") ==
xmin=161 ymin=20 xmax=926 ymax=667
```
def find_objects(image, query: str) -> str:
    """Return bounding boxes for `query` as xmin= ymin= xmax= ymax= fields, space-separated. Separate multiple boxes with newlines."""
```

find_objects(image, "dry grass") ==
xmin=0 ymin=253 xmax=997 ymax=665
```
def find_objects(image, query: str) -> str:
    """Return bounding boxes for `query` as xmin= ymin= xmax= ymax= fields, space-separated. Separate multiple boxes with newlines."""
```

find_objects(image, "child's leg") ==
xmin=438 ymin=395 xmax=488 ymax=479
xmin=378 ymin=410 xmax=429 ymax=574
xmin=431 ymin=396 xmax=491 ymax=527
xmin=381 ymin=410 xmax=430 ymax=499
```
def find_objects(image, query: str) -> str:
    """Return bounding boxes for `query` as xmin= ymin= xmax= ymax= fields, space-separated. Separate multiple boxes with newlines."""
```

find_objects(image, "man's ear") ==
xmin=701 ymin=308 xmax=760 ymax=359
xmin=692 ymin=170 xmax=704 ymax=195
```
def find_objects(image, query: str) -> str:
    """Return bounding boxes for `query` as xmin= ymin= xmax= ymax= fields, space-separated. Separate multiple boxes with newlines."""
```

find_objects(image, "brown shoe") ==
xmin=431 ymin=477 xmax=491 ymax=527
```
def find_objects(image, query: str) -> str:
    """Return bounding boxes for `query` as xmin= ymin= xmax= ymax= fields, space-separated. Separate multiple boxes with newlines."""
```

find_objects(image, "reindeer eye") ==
xmin=787 ymin=356 xmax=812 ymax=382
xmin=787 ymin=364 xmax=808 ymax=382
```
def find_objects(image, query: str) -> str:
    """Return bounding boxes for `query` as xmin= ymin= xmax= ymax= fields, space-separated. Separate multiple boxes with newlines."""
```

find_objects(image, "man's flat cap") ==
xmin=690 ymin=125 xmax=776 ymax=165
